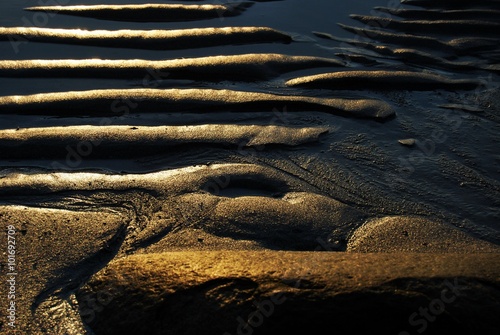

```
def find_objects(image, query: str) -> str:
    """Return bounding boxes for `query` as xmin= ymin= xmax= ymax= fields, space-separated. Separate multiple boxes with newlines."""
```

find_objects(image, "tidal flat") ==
xmin=0 ymin=0 xmax=499 ymax=334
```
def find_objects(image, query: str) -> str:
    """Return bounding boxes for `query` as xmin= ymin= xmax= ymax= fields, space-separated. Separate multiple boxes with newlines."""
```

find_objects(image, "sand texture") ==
xmin=0 ymin=0 xmax=498 ymax=334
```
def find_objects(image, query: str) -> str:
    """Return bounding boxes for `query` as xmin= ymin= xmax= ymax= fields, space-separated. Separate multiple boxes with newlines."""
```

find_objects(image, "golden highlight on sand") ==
xmin=0 ymin=88 xmax=395 ymax=120
xmin=286 ymin=70 xmax=481 ymax=91
xmin=350 ymin=14 xmax=500 ymax=35
xmin=0 ymin=124 xmax=329 ymax=158
xmin=25 ymin=2 xmax=255 ymax=22
xmin=0 ymin=26 xmax=292 ymax=50
xmin=0 ymin=163 xmax=317 ymax=196
xmin=0 ymin=54 xmax=345 ymax=80
xmin=2 ymin=0 xmax=499 ymax=334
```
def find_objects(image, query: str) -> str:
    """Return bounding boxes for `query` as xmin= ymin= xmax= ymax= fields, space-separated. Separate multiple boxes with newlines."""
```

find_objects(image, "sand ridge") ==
xmin=24 ymin=2 xmax=256 ymax=22
xmin=0 ymin=54 xmax=345 ymax=80
xmin=0 ymin=26 xmax=293 ymax=49
xmin=0 ymin=88 xmax=395 ymax=119
xmin=286 ymin=70 xmax=481 ymax=91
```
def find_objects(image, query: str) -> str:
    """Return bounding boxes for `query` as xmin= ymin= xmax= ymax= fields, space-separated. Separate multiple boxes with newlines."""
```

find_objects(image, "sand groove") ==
xmin=350 ymin=15 xmax=500 ymax=35
xmin=400 ymin=0 xmax=500 ymax=8
xmin=286 ymin=70 xmax=480 ymax=91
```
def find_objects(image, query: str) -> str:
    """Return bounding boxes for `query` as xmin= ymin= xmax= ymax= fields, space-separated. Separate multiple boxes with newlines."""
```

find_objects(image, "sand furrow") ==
xmin=374 ymin=7 xmax=500 ymax=21
xmin=327 ymin=34 xmax=499 ymax=73
xmin=401 ymin=0 xmax=500 ymax=9
xmin=337 ymin=23 xmax=499 ymax=54
xmin=0 ymin=88 xmax=395 ymax=120
xmin=347 ymin=216 xmax=500 ymax=252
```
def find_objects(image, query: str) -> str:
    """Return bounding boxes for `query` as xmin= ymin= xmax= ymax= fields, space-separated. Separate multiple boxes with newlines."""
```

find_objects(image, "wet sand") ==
xmin=0 ymin=0 xmax=499 ymax=334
